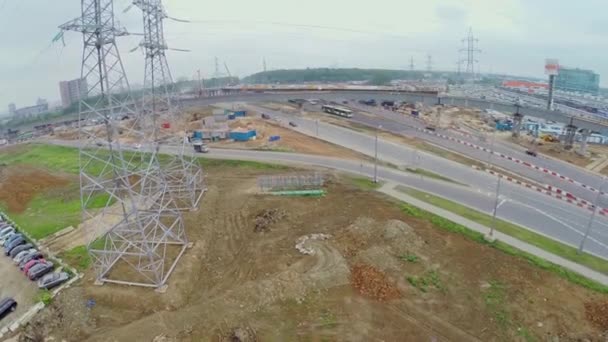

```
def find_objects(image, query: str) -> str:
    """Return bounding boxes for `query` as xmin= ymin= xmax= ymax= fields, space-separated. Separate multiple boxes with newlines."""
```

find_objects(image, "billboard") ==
xmin=545 ymin=59 xmax=560 ymax=76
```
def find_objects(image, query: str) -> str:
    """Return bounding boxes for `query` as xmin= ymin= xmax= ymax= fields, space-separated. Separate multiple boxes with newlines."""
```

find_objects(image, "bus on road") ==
xmin=321 ymin=105 xmax=353 ymax=118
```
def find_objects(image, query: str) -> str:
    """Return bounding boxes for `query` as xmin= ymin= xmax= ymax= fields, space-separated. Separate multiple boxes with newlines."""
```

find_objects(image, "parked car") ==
xmin=38 ymin=272 xmax=69 ymax=290
xmin=9 ymin=243 xmax=33 ymax=258
xmin=0 ymin=226 xmax=14 ymax=239
xmin=525 ymin=150 xmax=538 ymax=157
xmin=19 ymin=252 xmax=43 ymax=270
xmin=425 ymin=126 xmax=437 ymax=132
xmin=3 ymin=233 xmax=22 ymax=248
xmin=289 ymin=121 xmax=298 ymax=127
xmin=0 ymin=223 xmax=11 ymax=232
xmin=261 ymin=113 xmax=271 ymax=120
xmin=23 ymin=258 xmax=46 ymax=275
xmin=0 ymin=231 xmax=15 ymax=245
xmin=28 ymin=262 xmax=54 ymax=281
xmin=0 ymin=298 xmax=17 ymax=320
xmin=5 ymin=236 xmax=25 ymax=252
xmin=13 ymin=249 xmax=37 ymax=265
xmin=5 ymin=237 xmax=25 ymax=255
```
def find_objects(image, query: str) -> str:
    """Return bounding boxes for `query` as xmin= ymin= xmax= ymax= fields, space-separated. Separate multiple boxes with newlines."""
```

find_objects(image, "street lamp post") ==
xmin=488 ymin=129 xmax=496 ymax=169
xmin=373 ymin=125 xmax=381 ymax=183
xmin=490 ymin=176 xmax=502 ymax=237
xmin=578 ymin=176 xmax=607 ymax=253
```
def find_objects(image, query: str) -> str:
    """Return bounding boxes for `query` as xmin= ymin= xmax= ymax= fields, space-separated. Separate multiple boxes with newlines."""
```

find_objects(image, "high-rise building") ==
xmin=555 ymin=67 xmax=600 ymax=94
xmin=8 ymin=103 xmax=16 ymax=115
xmin=59 ymin=78 xmax=88 ymax=108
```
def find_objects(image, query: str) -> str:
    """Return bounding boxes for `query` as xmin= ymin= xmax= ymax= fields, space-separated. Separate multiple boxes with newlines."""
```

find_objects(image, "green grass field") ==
xmin=0 ymin=144 xmax=288 ymax=239
xmin=347 ymin=176 xmax=382 ymax=190
xmin=397 ymin=185 xmax=608 ymax=277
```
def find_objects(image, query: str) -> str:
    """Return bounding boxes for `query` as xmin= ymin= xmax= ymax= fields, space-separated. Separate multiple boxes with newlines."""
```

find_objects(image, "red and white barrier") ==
xmin=417 ymin=127 xmax=604 ymax=196
xmin=471 ymin=165 xmax=608 ymax=216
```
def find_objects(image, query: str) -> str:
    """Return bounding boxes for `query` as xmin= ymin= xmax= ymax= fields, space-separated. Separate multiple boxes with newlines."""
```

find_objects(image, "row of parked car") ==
xmin=0 ymin=216 xmax=70 ymax=321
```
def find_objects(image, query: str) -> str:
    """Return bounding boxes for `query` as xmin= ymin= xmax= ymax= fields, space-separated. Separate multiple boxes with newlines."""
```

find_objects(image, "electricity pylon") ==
xmin=134 ymin=0 xmax=205 ymax=211
xmin=60 ymin=0 xmax=188 ymax=289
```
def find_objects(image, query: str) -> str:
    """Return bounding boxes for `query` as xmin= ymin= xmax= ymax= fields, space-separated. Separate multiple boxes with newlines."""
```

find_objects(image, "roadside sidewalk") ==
xmin=379 ymin=182 xmax=608 ymax=286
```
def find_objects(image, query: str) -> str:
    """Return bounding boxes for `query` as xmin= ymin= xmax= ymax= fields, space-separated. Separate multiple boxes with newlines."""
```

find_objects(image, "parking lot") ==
xmin=0 ymin=248 xmax=38 ymax=331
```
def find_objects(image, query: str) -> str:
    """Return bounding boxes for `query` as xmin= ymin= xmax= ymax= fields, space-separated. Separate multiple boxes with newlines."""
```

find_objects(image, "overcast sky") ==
xmin=0 ymin=0 xmax=607 ymax=108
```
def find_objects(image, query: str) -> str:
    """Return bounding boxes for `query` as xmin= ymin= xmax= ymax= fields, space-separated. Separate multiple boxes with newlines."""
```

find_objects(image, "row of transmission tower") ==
xmin=59 ymin=0 xmax=204 ymax=290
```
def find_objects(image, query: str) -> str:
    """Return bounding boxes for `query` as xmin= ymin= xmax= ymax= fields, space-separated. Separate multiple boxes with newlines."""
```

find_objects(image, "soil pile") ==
xmin=585 ymin=301 xmax=608 ymax=330
xmin=350 ymin=264 xmax=401 ymax=301
xmin=253 ymin=208 xmax=286 ymax=232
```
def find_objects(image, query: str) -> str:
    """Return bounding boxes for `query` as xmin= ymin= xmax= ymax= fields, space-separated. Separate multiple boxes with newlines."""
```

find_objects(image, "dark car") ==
xmin=19 ymin=252 xmax=43 ymax=270
xmin=0 ymin=298 xmax=17 ymax=320
xmin=525 ymin=150 xmax=538 ymax=157
xmin=38 ymin=272 xmax=69 ymax=290
xmin=261 ymin=113 xmax=271 ymax=120
xmin=289 ymin=121 xmax=298 ymax=127
xmin=8 ymin=243 xmax=33 ymax=258
xmin=425 ymin=126 xmax=437 ymax=132
xmin=3 ymin=233 xmax=22 ymax=248
xmin=28 ymin=262 xmax=54 ymax=281
xmin=5 ymin=237 xmax=25 ymax=255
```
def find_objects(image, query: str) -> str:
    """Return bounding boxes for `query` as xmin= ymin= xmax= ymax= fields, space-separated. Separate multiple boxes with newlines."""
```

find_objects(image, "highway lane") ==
xmin=338 ymin=101 xmax=606 ymax=202
xmin=44 ymin=137 xmax=608 ymax=259
xmin=182 ymin=92 xmax=607 ymax=203
xmin=243 ymin=106 xmax=608 ymax=258
xmin=200 ymin=149 xmax=608 ymax=259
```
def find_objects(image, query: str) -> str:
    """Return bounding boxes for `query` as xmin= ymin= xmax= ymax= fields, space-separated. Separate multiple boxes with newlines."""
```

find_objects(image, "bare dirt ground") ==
xmin=16 ymin=165 xmax=608 ymax=342
xmin=211 ymin=116 xmax=369 ymax=160
xmin=0 ymin=165 xmax=71 ymax=213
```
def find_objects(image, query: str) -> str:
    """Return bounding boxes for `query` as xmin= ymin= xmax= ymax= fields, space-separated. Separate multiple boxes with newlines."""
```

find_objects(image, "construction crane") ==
xmin=223 ymin=62 xmax=238 ymax=86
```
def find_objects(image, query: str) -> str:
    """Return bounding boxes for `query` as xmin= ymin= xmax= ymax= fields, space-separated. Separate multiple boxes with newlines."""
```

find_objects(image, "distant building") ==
xmin=13 ymin=100 xmax=49 ymax=118
xmin=555 ymin=67 xmax=600 ymax=94
xmin=8 ymin=103 xmax=16 ymax=115
xmin=59 ymin=78 xmax=88 ymax=108
xmin=502 ymin=80 xmax=548 ymax=93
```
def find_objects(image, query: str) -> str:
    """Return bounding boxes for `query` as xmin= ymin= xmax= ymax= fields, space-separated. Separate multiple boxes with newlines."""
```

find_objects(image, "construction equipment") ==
xmin=191 ymin=131 xmax=209 ymax=153
xmin=192 ymin=140 xmax=209 ymax=153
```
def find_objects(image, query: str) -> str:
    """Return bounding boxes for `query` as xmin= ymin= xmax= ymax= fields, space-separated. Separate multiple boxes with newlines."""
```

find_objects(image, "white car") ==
xmin=13 ymin=249 xmax=36 ymax=265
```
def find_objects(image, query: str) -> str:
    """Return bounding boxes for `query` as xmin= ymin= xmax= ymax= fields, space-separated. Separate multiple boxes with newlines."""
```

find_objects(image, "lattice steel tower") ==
xmin=134 ymin=0 xmax=205 ymax=211
xmin=460 ymin=27 xmax=481 ymax=78
xmin=60 ymin=0 xmax=189 ymax=289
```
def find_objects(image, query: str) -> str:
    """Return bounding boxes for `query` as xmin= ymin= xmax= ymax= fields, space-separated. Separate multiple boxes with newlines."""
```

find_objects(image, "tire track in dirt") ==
xmin=86 ymin=239 xmax=350 ymax=341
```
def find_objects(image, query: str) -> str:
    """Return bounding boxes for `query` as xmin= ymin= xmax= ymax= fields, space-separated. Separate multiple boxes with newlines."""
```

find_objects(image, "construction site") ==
xmin=1 ymin=150 xmax=605 ymax=341
xmin=4 ymin=1 xmax=608 ymax=342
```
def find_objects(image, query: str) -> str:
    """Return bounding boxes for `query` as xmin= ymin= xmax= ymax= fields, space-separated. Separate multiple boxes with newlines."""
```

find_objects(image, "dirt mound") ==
xmin=584 ymin=301 xmax=608 ymax=330
xmin=350 ymin=264 xmax=401 ymax=302
xmin=253 ymin=208 xmax=286 ymax=232
xmin=0 ymin=167 xmax=70 ymax=213
xmin=221 ymin=327 xmax=258 ymax=342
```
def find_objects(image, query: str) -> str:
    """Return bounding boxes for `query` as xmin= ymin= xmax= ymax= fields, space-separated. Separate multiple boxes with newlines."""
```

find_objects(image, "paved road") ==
xmin=0 ymin=250 xmax=38 ymax=331
xmin=239 ymin=106 xmax=608 ymax=259
xmin=338 ymin=101 xmax=605 ymax=204
xmin=182 ymin=92 xmax=607 ymax=204
xmin=46 ymin=129 xmax=608 ymax=260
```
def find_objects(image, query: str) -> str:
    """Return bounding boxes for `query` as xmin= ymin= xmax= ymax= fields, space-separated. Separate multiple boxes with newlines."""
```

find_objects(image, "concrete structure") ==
xmin=7 ymin=103 xmax=16 ymax=115
xmin=555 ymin=67 xmax=600 ymax=94
xmin=11 ymin=100 xmax=49 ymax=118
xmin=59 ymin=78 xmax=88 ymax=108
